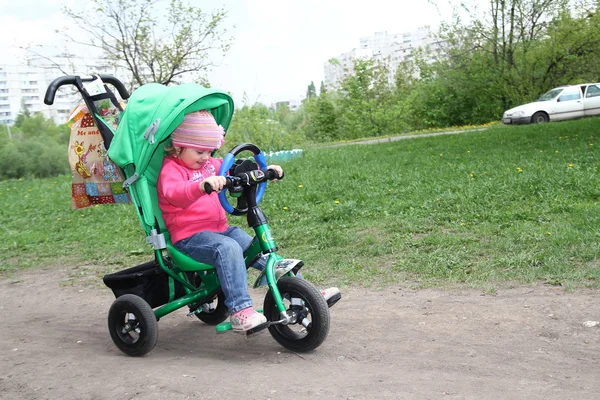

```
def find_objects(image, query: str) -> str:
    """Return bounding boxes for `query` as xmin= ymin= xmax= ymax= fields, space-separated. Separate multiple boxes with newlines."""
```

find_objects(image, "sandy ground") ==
xmin=1 ymin=266 xmax=599 ymax=400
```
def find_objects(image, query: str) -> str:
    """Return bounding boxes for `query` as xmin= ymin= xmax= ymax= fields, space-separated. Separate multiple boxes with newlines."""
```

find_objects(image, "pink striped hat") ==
xmin=171 ymin=110 xmax=225 ymax=151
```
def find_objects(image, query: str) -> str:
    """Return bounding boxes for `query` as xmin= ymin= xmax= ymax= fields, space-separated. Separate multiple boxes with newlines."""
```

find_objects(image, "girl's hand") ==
xmin=200 ymin=175 xmax=226 ymax=193
xmin=268 ymin=165 xmax=283 ymax=180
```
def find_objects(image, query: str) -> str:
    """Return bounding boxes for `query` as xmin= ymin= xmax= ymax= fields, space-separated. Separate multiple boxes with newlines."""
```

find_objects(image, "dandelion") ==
xmin=439 ymin=154 xmax=444 ymax=157
xmin=516 ymin=167 xmax=524 ymax=173
xmin=335 ymin=200 xmax=340 ymax=204
xmin=298 ymin=184 xmax=303 ymax=188
xmin=80 ymin=214 xmax=85 ymax=217
xmin=568 ymin=164 xmax=573 ymax=168
xmin=460 ymin=222 xmax=466 ymax=226
xmin=24 ymin=195 xmax=28 ymax=198
xmin=67 ymin=220 xmax=72 ymax=223
xmin=18 ymin=178 xmax=23 ymax=181
xmin=590 ymin=144 xmax=594 ymax=146
xmin=57 ymin=218 xmax=61 ymax=221
xmin=546 ymin=232 xmax=551 ymax=235
xmin=466 ymin=150 xmax=471 ymax=153
xmin=555 ymin=150 xmax=559 ymax=153
xmin=283 ymin=206 xmax=289 ymax=211
xmin=539 ymin=150 xmax=543 ymax=153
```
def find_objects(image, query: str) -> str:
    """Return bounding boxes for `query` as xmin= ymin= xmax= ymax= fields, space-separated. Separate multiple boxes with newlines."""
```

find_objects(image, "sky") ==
xmin=0 ymin=0 xmax=453 ymax=106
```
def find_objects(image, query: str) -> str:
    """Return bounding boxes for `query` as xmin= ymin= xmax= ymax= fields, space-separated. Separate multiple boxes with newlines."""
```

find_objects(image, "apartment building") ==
xmin=0 ymin=64 xmax=73 ymax=125
xmin=0 ymin=54 xmax=127 ymax=126
xmin=323 ymin=26 xmax=441 ymax=89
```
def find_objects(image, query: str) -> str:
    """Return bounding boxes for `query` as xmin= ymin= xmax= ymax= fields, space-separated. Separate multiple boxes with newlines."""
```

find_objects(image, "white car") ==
xmin=502 ymin=83 xmax=600 ymax=124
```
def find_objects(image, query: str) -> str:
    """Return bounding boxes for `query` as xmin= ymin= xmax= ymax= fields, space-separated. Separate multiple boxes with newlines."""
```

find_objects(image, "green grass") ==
xmin=1 ymin=118 xmax=599 ymax=290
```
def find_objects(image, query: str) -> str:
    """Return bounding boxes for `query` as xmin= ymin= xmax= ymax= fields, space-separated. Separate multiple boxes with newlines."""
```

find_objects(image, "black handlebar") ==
xmin=44 ymin=75 xmax=130 ymax=105
xmin=203 ymin=169 xmax=283 ymax=195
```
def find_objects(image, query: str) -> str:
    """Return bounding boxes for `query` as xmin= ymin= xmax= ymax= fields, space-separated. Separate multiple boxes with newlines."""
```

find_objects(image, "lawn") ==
xmin=1 ymin=118 xmax=599 ymax=291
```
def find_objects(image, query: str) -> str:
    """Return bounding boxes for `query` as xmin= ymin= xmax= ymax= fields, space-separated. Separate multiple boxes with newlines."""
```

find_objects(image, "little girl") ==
xmin=157 ymin=110 xmax=340 ymax=332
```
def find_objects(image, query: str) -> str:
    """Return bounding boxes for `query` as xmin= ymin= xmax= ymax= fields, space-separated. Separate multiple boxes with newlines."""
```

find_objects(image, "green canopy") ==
xmin=109 ymin=82 xmax=234 ymax=180
xmin=107 ymin=82 xmax=234 ymax=234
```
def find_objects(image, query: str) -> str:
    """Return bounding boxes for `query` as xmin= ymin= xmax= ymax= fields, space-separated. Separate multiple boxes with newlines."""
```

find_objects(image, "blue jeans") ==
xmin=174 ymin=227 xmax=258 ymax=314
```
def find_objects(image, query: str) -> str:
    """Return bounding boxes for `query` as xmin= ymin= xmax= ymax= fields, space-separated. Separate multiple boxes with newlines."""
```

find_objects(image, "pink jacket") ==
xmin=157 ymin=156 xmax=228 ymax=243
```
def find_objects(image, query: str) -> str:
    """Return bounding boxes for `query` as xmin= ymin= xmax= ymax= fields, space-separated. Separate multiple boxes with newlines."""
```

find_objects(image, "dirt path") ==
xmin=1 ymin=266 xmax=599 ymax=400
xmin=322 ymin=128 xmax=489 ymax=148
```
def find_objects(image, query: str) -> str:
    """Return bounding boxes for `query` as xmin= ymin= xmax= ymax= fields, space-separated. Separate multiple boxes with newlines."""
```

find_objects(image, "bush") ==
xmin=227 ymin=105 xmax=305 ymax=152
xmin=0 ymin=140 xmax=69 ymax=180
xmin=0 ymin=143 xmax=28 ymax=179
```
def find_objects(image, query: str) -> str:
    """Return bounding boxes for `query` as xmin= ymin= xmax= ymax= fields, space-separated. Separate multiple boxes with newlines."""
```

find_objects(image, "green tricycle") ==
xmin=44 ymin=75 xmax=337 ymax=357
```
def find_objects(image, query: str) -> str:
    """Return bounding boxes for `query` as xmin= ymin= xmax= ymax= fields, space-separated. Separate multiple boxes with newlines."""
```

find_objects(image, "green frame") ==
xmin=151 ymin=221 xmax=289 ymax=324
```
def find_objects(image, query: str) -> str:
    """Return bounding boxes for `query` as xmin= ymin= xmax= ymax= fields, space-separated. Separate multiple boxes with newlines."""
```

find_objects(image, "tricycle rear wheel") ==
xmin=108 ymin=294 xmax=158 ymax=357
xmin=192 ymin=291 xmax=229 ymax=325
xmin=188 ymin=274 xmax=229 ymax=325
xmin=263 ymin=277 xmax=330 ymax=352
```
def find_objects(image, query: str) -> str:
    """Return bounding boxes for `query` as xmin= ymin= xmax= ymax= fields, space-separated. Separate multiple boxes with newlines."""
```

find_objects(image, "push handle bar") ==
xmin=44 ymin=75 xmax=130 ymax=105
xmin=203 ymin=169 xmax=283 ymax=195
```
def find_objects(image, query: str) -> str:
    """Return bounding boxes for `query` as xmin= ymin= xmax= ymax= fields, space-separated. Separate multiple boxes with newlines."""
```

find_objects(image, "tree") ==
xmin=227 ymin=103 xmax=301 ymax=151
xmin=62 ymin=0 xmax=233 ymax=88
xmin=337 ymin=58 xmax=407 ymax=138
xmin=312 ymin=95 xmax=339 ymax=141
xmin=14 ymin=99 xmax=31 ymax=128
xmin=414 ymin=0 xmax=600 ymax=126
xmin=306 ymin=81 xmax=317 ymax=99
xmin=440 ymin=1 xmax=600 ymax=101
xmin=320 ymin=81 xmax=327 ymax=95
xmin=17 ymin=113 xmax=69 ymax=142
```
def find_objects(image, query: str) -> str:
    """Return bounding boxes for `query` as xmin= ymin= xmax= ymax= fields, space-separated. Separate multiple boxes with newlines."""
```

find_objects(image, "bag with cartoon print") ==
xmin=67 ymin=102 xmax=131 ymax=209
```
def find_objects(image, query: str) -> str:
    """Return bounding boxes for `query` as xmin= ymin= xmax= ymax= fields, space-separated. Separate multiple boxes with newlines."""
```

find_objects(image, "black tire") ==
xmin=192 ymin=291 xmax=229 ymax=325
xmin=263 ymin=277 xmax=330 ymax=352
xmin=108 ymin=294 xmax=158 ymax=357
xmin=531 ymin=112 xmax=549 ymax=124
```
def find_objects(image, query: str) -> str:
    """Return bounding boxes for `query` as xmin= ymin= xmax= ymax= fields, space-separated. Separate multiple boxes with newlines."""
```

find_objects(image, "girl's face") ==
xmin=179 ymin=147 xmax=212 ymax=169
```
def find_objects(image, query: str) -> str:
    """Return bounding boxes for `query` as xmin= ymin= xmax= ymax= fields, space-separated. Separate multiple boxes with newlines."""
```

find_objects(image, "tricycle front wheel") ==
xmin=108 ymin=294 xmax=158 ymax=357
xmin=263 ymin=277 xmax=330 ymax=352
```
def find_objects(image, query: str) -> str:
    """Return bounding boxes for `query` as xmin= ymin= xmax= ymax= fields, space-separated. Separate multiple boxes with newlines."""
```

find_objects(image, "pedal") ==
xmin=327 ymin=293 xmax=342 ymax=308
xmin=244 ymin=321 xmax=269 ymax=336
xmin=215 ymin=321 xmax=232 ymax=334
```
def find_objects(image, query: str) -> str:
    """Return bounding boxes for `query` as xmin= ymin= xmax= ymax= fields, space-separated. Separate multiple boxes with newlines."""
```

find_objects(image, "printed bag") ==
xmin=67 ymin=102 xmax=131 ymax=209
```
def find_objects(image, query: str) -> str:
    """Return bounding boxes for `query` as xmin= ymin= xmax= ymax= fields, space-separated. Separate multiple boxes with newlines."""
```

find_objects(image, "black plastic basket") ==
xmin=103 ymin=261 xmax=186 ymax=308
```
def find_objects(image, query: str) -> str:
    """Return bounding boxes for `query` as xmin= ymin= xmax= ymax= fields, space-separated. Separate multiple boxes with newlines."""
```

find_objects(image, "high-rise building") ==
xmin=324 ymin=26 xmax=441 ymax=89
xmin=0 ymin=53 xmax=128 ymax=126
xmin=0 ymin=64 xmax=76 ymax=125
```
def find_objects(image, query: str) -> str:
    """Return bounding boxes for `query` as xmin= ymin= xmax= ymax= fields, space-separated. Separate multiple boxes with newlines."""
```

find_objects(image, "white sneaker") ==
xmin=230 ymin=308 xmax=267 ymax=332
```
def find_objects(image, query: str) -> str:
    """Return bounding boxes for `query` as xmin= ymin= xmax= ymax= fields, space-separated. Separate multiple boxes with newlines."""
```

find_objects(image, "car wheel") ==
xmin=531 ymin=112 xmax=549 ymax=124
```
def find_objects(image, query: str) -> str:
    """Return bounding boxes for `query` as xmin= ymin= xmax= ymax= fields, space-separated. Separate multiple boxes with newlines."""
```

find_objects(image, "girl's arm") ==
xmin=158 ymin=164 xmax=203 ymax=208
